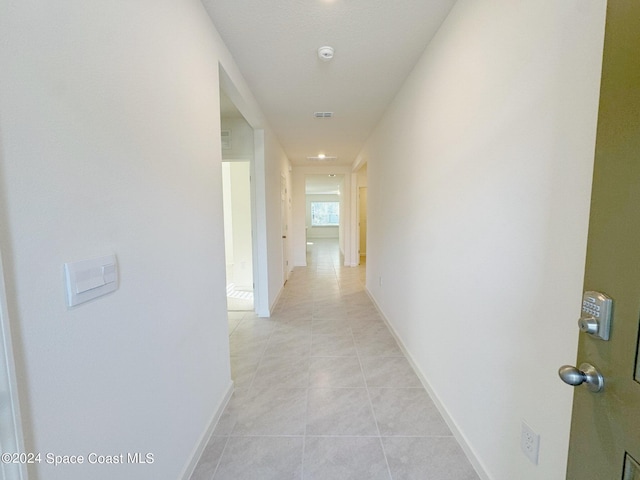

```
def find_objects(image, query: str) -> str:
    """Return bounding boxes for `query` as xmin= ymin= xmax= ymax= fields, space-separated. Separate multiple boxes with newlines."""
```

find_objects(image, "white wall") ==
xmin=0 ymin=0 xmax=286 ymax=478
xmin=221 ymin=117 xmax=254 ymax=161
xmin=222 ymin=162 xmax=253 ymax=289
xmin=359 ymin=1 xmax=606 ymax=479
xmin=229 ymin=162 xmax=253 ymax=289
xmin=222 ymin=163 xmax=235 ymax=278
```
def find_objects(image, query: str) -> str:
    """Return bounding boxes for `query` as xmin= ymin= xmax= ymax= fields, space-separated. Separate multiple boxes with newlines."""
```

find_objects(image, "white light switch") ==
xmin=64 ymin=255 xmax=118 ymax=307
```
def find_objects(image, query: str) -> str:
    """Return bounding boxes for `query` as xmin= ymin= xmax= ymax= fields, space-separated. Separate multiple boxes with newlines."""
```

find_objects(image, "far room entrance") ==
xmin=305 ymin=174 xmax=345 ymax=266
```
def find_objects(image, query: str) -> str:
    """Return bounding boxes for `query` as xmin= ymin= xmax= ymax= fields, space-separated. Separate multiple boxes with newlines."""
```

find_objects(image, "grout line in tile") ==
xmin=353 ymin=291 xmax=395 ymax=480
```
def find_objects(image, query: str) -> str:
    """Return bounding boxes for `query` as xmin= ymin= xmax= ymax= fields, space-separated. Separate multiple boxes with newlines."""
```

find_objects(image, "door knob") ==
xmin=558 ymin=363 xmax=604 ymax=392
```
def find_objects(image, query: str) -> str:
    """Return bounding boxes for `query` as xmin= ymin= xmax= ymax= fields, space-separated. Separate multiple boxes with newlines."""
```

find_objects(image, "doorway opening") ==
xmin=305 ymin=174 xmax=344 ymax=267
xmin=220 ymin=89 xmax=254 ymax=312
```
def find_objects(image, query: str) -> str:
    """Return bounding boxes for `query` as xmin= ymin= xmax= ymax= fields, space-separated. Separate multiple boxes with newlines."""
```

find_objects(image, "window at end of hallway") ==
xmin=311 ymin=201 xmax=339 ymax=226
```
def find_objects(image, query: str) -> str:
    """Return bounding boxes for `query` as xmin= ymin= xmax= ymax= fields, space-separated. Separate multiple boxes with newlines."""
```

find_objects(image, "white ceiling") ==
xmin=203 ymin=0 xmax=456 ymax=167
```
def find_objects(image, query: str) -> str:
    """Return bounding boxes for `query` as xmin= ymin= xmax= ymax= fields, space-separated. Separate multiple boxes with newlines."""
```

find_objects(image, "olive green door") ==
xmin=565 ymin=2 xmax=640 ymax=479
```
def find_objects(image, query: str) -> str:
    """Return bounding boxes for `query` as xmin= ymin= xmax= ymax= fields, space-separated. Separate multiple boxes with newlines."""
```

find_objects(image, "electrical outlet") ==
xmin=521 ymin=422 xmax=540 ymax=465
xmin=378 ymin=276 xmax=383 ymax=286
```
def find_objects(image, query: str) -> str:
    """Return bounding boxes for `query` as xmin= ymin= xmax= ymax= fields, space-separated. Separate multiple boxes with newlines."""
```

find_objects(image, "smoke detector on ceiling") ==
xmin=318 ymin=46 xmax=334 ymax=61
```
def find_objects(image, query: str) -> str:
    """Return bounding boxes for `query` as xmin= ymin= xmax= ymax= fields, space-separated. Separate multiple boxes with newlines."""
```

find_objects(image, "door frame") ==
xmin=219 ymin=65 xmax=270 ymax=316
xmin=0 ymin=248 xmax=27 ymax=479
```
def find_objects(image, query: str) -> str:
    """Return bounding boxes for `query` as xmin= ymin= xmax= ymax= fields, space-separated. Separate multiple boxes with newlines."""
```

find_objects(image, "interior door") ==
xmin=358 ymin=187 xmax=367 ymax=261
xmin=564 ymin=2 xmax=640 ymax=478
xmin=281 ymin=173 xmax=289 ymax=283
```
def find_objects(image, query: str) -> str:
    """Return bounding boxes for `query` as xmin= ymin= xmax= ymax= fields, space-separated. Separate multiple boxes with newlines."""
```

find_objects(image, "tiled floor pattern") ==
xmin=191 ymin=240 xmax=480 ymax=480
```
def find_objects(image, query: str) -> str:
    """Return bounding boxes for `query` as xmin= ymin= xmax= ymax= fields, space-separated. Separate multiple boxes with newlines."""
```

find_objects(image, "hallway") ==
xmin=191 ymin=239 xmax=479 ymax=479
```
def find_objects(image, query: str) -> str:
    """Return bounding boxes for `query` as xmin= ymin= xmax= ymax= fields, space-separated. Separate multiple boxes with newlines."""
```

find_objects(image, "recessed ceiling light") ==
xmin=318 ymin=153 xmax=326 ymax=159
xmin=328 ymin=174 xmax=336 ymax=177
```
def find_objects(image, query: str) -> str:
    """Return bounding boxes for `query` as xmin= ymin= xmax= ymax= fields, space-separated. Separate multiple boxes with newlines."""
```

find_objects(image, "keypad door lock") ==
xmin=578 ymin=291 xmax=612 ymax=341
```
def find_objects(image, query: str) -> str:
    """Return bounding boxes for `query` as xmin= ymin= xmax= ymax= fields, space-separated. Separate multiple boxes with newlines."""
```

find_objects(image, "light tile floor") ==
xmin=191 ymin=239 xmax=480 ymax=480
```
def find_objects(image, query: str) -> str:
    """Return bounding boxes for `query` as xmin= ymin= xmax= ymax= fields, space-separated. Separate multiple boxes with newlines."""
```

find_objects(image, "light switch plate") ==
xmin=64 ymin=254 xmax=118 ymax=307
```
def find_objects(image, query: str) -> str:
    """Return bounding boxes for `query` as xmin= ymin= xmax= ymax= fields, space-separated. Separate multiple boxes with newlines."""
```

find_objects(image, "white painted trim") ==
xmin=179 ymin=381 xmax=234 ymax=480
xmin=365 ymin=288 xmax=492 ymax=480
xmin=266 ymin=283 xmax=287 ymax=318
xmin=251 ymin=129 xmax=270 ymax=318
xmin=221 ymin=156 xmax=253 ymax=162
xmin=0 ymin=248 xmax=27 ymax=480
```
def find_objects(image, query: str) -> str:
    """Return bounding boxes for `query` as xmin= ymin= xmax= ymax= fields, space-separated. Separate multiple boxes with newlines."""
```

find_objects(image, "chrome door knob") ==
xmin=558 ymin=363 xmax=604 ymax=392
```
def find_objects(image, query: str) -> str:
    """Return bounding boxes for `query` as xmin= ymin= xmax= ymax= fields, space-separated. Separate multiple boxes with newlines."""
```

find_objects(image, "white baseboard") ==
xmin=265 ymin=283 xmax=287 ymax=317
xmin=179 ymin=381 xmax=234 ymax=480
xmin=364 ymin=289 xmax=491 ymax=480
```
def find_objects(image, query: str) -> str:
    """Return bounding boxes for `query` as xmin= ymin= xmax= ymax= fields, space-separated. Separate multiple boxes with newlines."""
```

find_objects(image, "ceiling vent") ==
xmin=306 ymin=156 xmax=337 ymax=162
xmin=313 ymin=112 xmax=333 ymax=118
